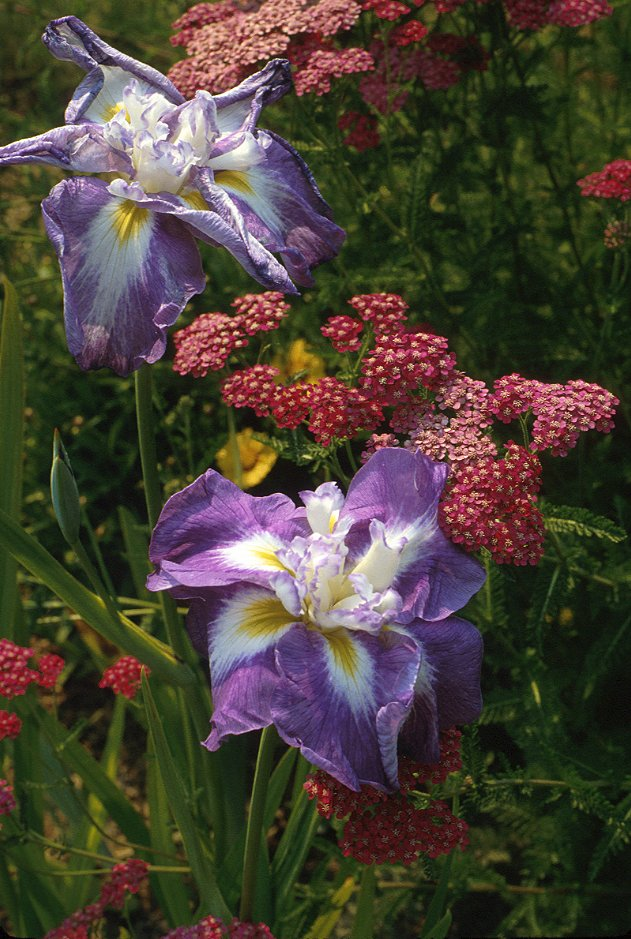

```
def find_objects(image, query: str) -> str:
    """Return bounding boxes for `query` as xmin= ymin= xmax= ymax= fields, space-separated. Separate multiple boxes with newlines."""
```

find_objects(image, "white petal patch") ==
xmin=84 ymin=65 xmax=167 ymax=124
xmin=210 ymin=587 xmax=296 ymax=678
xmin=322 ymin=630 xmax=376 ymax=715
xmin=77 ymin=197 xmax=154 ymax=331
xmin=220 ymin=530 xmax=291 ymax=574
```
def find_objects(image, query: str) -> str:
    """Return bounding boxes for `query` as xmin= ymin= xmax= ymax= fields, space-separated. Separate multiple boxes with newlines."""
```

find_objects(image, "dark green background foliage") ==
xmin=1 ymin=0 xmax=630 ymax=936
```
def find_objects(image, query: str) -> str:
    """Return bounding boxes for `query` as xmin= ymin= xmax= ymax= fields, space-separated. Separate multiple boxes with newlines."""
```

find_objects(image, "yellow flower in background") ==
xmin=215 ymin=428 xmax=278 ymax=489
xmin=274 ymin=338 xmax=325 ymax=382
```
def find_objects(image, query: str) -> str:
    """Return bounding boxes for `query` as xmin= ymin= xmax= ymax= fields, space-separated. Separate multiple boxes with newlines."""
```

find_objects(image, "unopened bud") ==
xmin=50 ymin=429 xmax=81 ymax=545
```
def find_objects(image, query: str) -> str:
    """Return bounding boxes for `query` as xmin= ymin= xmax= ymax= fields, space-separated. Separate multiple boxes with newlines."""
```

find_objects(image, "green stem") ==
xmin=134 ymin=365 xmax=189 ymax=661
xmin=134 ymin=364 xmax=163 ymax=532
xmin=71 ymin=537 xmax=120 ymax=626
xmin=350 ymin=865 xmax=376 ymax=939
xmin=240 ymin=726 xmax=278 ymax=922
xmin=227 ymin=405 xmax=244 ymax=489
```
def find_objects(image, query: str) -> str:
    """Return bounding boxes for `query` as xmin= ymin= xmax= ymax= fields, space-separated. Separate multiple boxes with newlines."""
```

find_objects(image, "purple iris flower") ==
xmin=147 ymin=448 xmax=485 ymax=792
xmin=0 ymin=17 xmax=344 ymax=376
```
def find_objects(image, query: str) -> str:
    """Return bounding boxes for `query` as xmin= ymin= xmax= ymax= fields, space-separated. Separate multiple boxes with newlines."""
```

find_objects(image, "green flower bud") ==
xmin=50 ymin=429 xmax=81 ymax=546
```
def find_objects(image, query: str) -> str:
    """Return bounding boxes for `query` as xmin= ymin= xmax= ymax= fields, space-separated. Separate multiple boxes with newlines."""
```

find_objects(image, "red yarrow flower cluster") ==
xmin=338 ymin=111 xmax=381 ymax=151
xmin=578 ymin=160 xmax=631 ymax=202
xmin=173 ymin=292 xmax=289 ymax=378
xmin=505 ymin=0 xmax=612 ymax=29
xmin=439 ymin=443 xmax=546 ymax=565
xmin=45 ymin=859 xmax=149 ymax=939
xmin=164 ymin=917 xmax=276 ymax=938
xmin=0 ymin=778 xmax=16 ymax=817
xmin=0 ymin=710 xmax=22 ymax=740
xmin=305 ymin=728 xmax=468 ymax=865
xmin=99 ymin=657 xmax=150 ymax=700
xmin=0 ymin=639 xmax=64 ymax=699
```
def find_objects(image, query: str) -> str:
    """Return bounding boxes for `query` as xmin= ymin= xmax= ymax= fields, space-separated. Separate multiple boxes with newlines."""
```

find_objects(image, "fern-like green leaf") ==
xmin=543 ymin=504 xmax=627 ymax=542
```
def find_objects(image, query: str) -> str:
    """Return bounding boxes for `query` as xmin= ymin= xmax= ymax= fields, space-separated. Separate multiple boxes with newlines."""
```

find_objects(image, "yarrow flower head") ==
xmin=305 ymin=728 xmax=468 ymax=864
xmin=0 ymin=710 xmax=22 ymax=740
xmin=0 ymin=779 xmax=16 ymax=819
xmin=578 ymin=160 xmax=631 ymax=202
xmin=0 ymin=17 xmax=344 ymax=375
xmin=44 ymin=859 xmax=149 ymax=939
xmin=99 ymin=656 xmax=149 ymax=699
xmin=0 ymin=639 xmax=64 ymax=699
xmin=147 ymin=448 xmax=484 ymax=791
xmin=164 ymin=917 xmax=276 ymax=938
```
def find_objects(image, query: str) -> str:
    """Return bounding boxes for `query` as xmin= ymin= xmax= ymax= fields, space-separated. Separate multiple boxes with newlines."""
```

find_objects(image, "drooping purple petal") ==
xmin=41 ymin=177 xmax=205 ymax=375
xmin=185 ymin=587 xmax=300 ymax=747
xmin=43 ymin=16 xmax=184 ymax=124
xmin=0 ymin=124 xmax=130 ymax=174
xmin=271 ymin=627 xmax=420 ymax=791
xmin=209 ymin=130 xmax=345 ymax=287
xmin=148 ymin=468 xmax=308 ymax=593
xmin=342 ymin=449 xmax=486 ymax=620
xmin=214 ymin=60 xmax=293 ymax=134
xmin=407 ymin=615 xmax=484 ymax=729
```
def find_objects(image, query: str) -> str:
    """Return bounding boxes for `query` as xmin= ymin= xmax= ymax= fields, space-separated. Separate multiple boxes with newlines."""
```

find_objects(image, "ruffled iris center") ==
xmin=102 ymin=75 xmax=220 ymax=195
xmin=270 ymin=485 xmax=406 ymax=637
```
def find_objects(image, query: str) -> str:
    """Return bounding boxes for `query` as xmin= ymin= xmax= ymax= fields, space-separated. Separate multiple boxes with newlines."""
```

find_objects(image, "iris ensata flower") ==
xmin=148 ymin=448 xmax=485 ymax=791
xmin=0 ymin=17 xmax=344 ymax=375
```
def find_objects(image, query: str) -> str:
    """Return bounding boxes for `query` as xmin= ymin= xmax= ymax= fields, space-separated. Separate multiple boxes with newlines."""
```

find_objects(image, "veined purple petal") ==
xmin=209 ymin=130 xmax=345 ymax=287
xmin=148 ymin=468 xmax=308 ymax=593
xmin=342 ymin=449 xmax=486 ymax=620
xmin=43 ymin=16 xmax=184 ymax=124
xmin=0 ymin=124 xmax=130 ymax=174
xmin=41 ymin=177 xmax=205 ymax=375
xmin=407 ymin=615 xmax=484 ymax=730
xmin=109 ymin=178 xmax=298 ymax=295
xmin=214 ymin=60 xmax=293 ymax=134
xmin=271 ymin=627 xmax=420 ymax=791
xmin=187 ymin=587 xmax=299 ymax=748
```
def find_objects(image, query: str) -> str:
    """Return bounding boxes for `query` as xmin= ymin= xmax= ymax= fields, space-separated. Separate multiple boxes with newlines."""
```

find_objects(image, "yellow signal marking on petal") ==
xmin=325 ymin=629 xmax=359 ymax=679
xmin=111 ymin=200 xmax=150 ymax=244
xmin=237 ymin=595 xmax=296 ymax=640
xmin=102 ymin=102 xmax=130 ymax=123
xmin=214 ymin=170 xmax=254 ymax=195
xmin=182 ymin=190 xmax=208 ymax=211
xmin=251 ymin=546 xmax=292 ymax=573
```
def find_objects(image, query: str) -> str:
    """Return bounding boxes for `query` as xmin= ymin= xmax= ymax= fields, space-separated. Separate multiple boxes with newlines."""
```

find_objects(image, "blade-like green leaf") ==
xmin=0 ymin=275 xmax=24 ymax=635
xmin=0 ymin=505 xmax=193 ymax=686
xmin=141 ymin=673 xmax=231 ymax=920
xmin=35 ymin=707 xmax=151 ymax=846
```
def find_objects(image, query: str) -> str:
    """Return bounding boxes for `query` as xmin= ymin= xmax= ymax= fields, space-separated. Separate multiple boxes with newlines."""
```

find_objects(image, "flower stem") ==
xmin=239 ymin=726 xmax=278 ymax=922
xmin=134 ymin=365 xmax=188 ymax=661
xmin=350 ymin=865 xmax=376 ymax=939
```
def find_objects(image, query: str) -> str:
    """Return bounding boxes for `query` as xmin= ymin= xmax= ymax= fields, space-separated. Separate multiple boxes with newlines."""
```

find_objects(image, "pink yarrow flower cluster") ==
xmin=99 ymin=656 xmax=150 ymax=700
xmin=190 ymin=291 xmax=617 ymax=566
xmin=169 ymin=0 xmax=369 ymax=98
xmin=305 ymin=728 xmax=468 ymax=864
xmin=164 ymin=917 xmax=276 ymax=939
xmin=44 ymin=859 xmax=148 ymax=939
xmin=0 ymin=638 xmax=64 ymax=700
xmin=488 ymin=373 xmax=618 ymax=457
xmin=173 ymin=292 xmax=290 ymax=378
